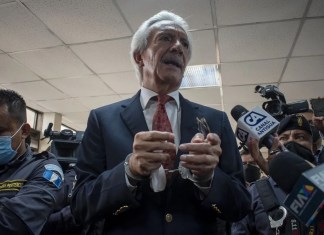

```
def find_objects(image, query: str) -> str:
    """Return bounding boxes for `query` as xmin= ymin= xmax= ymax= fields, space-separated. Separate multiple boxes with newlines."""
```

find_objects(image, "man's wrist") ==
xmin=124 ymin=154 xmax=147 ymax=181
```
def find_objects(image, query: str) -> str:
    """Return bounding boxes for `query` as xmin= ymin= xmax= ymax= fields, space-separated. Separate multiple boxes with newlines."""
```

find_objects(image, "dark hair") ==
xmin=0 ymin=89 xmax=27 ymax=125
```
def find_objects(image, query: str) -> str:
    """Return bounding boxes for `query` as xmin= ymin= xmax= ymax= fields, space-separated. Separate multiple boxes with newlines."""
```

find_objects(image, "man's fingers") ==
xmin=135 ymin=131 xmax=175 ymax=142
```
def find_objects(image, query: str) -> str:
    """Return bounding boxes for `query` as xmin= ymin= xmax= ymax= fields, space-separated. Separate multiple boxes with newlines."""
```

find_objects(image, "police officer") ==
xmin=0 ymin=89 xmax=64 ymax=235
xmin=232 ymin=114 xmax=324 ymax=234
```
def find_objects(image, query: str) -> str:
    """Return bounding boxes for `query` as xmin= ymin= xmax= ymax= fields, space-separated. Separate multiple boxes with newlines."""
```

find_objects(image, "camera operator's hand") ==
xmin=129 ymin=131 xmax=176 ymax=177
xmin=248 ymin=138 xmax=269 ymax=175
xmin=313 ymin=115 xmax=324 ymax=135
xmin=179 ymin=133 xmax=221 ymax=183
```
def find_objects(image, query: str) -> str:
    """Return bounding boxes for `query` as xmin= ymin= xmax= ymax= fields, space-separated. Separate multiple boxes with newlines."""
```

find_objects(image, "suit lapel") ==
xmin=120 ymin=91 xmax=149 ymax=136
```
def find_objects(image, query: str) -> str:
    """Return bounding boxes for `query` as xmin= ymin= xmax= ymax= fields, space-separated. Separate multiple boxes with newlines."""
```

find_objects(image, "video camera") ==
xmin=43 ymin=123 xmax=84 ymax=171
xmin=254 ymin=85 xmax=309 ymax=120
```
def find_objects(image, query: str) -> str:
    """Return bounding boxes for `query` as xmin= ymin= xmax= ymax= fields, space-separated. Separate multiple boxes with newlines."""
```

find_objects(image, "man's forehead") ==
xmin=149 ymin=22 xmax=188 ymax=37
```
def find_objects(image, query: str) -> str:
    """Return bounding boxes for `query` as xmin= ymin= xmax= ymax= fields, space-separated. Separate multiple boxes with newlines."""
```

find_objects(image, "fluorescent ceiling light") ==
xmin=180 ymin=64 xmax=221 ymax=89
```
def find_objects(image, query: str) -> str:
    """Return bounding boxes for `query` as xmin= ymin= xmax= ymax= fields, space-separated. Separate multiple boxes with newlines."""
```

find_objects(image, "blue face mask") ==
xmin=0 ymin=123 xmax=24 ymax=165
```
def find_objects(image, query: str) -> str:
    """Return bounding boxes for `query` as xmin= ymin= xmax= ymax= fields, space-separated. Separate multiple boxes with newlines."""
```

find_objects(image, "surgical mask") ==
xmin=243 ymin=164 xmax=261 ymax=183
xmin=284 ymin=141 xmax=315 ymax=163
xmin=0 ymin=123 xmax=24 ymax=165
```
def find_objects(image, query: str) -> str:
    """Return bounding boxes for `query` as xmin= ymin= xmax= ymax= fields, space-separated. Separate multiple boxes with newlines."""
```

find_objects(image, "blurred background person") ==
xmin=240 ymin=148 xmax=262 ymax=187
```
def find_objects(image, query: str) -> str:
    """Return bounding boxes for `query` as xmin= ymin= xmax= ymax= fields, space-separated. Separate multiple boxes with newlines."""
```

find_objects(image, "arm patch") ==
xmin=43 ymin=169 xmax=63 ymax=188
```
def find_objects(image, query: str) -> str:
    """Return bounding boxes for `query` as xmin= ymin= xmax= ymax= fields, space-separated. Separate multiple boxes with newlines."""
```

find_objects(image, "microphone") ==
xmin=231 ymin=105 xmax=280 ymax=149
xmin=269 ymin=152 xmax=324 ymax=226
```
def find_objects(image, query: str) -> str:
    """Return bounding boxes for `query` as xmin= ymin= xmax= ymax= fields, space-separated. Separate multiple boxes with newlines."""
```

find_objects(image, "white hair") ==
xmin=130 ymin=10 xmax=192 ymax=82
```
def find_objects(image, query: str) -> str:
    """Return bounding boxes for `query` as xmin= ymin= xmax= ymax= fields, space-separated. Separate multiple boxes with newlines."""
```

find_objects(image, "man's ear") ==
xmin=133 ymin=53 xmax=144 ymax=67
xmin=21 ymin=123 xmax=31 ymax=139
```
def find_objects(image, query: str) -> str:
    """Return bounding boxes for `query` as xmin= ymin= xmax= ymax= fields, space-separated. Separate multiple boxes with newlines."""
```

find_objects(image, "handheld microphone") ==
xmin=231 ymin=105 xmax=280 ymax=149
xmin=269 ymin=152 xmax=324 ymax=226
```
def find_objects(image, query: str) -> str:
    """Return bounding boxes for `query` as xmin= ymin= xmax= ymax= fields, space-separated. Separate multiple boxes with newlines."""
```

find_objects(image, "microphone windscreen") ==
xmin=269 ymin=151 xmax=313 ymax=194
xmin=231 ymin=105 xmax=248 ymax=121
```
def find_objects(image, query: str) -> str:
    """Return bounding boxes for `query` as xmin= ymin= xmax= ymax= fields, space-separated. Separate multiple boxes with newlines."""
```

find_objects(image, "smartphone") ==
xmin=310 ymin=98 xmax=324 ymax=117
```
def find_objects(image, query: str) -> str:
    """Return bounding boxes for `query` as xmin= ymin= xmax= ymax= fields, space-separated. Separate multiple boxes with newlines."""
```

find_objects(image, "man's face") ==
xmin=241 ymin=153 xmax=256 ymax=166
xmin=138 ymin=24 xmax=190 ymax=94
xmin=0 ymin=104 xmax=25 ymax=158
xmin=278 ymin=129 xmax=313 ymax=151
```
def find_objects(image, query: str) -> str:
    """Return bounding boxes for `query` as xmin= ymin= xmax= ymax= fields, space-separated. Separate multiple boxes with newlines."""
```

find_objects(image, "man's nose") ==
xmin=170 ymin=40 xmax=183 ymax=54
xmin=287 ymin=135 xmax=294 ymax=142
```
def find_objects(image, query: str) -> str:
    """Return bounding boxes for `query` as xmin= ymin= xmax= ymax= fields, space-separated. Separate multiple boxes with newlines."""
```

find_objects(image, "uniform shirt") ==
xmin=0 ymin=146 xmax=64 ymax=235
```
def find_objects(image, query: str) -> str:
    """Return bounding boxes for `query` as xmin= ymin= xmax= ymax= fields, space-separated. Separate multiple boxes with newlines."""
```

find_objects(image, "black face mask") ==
xmin=284 ymin=141 xmax=315 ymax=163
xmin=243 ymin=164 xmax=261 ymax=183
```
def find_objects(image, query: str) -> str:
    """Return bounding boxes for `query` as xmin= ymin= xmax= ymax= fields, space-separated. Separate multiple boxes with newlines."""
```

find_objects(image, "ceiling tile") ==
xmin=221 ymin=59 xmax=285 ymax=86
xmin=0 ymin=0 xmax=15 ymax=4
xmin=37 ymin=98 xmax=88 ymax=113
xmin=120 ymin=94 xmax=135 ymax=100
xmin=279 ymin=80 xmax=324 ymax=101
xmin=308 ymin=0 xmax=324 ymax=17
xmin=0 ymin=54 xmax=40 ymax=83
xmin=100 ymin=71 xmax=140 ymax=94
xmin=179 ymin=87 xmax=221 ymax=104
xmin=77 ymin=95 xmax=121 ymax=110
xmin=0 ymin=2 xmax=61 ymax=52
xmin=219 ymin=21 xmax=299 ymax=62
xmin=71 ymin=38 xmax=132 ymax=74
xmin=2 ymin=81 xmax=67 ymax=100
xmin=215 ymin=0 xmax=307 ymax=25
xmin=282 ymin=56 xmax=324 ymax=82
xmin=26 ymin=100 xmax=52 ymax=112
xmin=222 ymin=85 xmax=266 ymax=103
xmin=11 ymin=46 xmax=93 ymax=79
xmin=117 ymin=0 xmax=213 ymax=31
xmin=48 ymin=75 xmax=115 ymax=97
xmin=292 ymin=19 xmax=324 ymax=56
xmin=189 ymin=30 xmax=217 ymax=65
xmin=22 ymin=0 xmax=132 ymax=43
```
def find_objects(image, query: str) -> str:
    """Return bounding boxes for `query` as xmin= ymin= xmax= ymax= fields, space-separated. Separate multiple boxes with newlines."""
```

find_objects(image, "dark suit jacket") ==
xmin=71 ymin=91 xmax=251 ymax=235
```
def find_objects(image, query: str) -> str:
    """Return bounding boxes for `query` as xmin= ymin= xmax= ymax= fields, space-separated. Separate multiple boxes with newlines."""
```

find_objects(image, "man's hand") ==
xmin=129 ymin=131 xmax=176 ymax=177
xmin=178 ymin=133 xmax=221 ymax=182
xmin=313 ymin=115 xmax=324 ymax=134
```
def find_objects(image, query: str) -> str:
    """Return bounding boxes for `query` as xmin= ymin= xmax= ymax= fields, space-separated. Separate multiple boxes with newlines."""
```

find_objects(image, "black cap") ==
xmin=277 ymin=114 xmax=312 ymax=136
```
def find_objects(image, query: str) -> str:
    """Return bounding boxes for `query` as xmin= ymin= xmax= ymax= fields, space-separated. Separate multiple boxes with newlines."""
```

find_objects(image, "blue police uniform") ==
xmin=0 ymin=145 xmax=64 ymax=235
xmin=231 ymin=177 xmax=324 ymax=234
xmin=41 ymin=168 xmax=82 ymax=235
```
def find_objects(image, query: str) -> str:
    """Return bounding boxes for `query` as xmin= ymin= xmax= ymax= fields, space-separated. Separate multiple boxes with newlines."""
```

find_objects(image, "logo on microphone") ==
xmin=243 ymin=111 xmax=266 ymax=126
xmin=237 ymin=128 xmax=249 ymax=143
xmin=290 ymin=184 xmax=314 ymax=215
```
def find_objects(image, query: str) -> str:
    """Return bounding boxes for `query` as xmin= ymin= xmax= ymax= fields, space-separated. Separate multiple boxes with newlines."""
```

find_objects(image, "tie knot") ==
xmin=157 ymin=95 xmax=171 ymax=105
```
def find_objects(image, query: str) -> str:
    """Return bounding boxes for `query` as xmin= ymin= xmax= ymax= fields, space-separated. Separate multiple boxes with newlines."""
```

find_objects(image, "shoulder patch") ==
xmin=44 ymin=164 xmax=64 ymax=180
xmin=43 ymin=170 xmax=63 ymax=188
xmin=0 ymin=180 xmax=27 ymax=192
